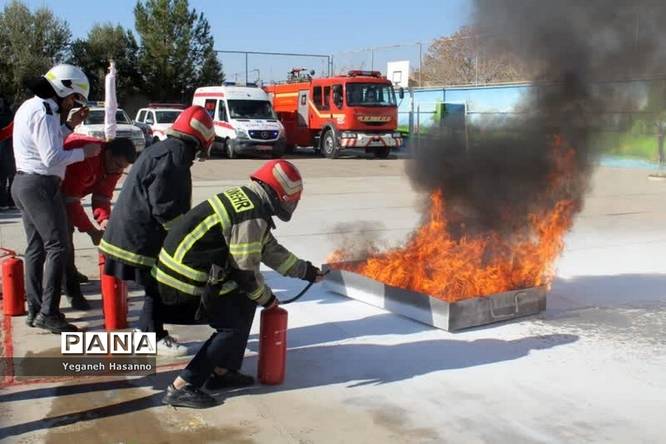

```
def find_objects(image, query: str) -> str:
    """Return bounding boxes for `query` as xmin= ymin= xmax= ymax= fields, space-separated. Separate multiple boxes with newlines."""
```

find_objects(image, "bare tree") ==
xmin=415 ymin=26 xmax=532 ymax=86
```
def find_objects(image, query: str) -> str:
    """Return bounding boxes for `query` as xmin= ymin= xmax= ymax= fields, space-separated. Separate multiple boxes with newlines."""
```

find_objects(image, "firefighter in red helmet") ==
xmin=100 ymin=105 xmax=215 ymax=356
xmin=154 ymin=159 xmax=323 ymax=408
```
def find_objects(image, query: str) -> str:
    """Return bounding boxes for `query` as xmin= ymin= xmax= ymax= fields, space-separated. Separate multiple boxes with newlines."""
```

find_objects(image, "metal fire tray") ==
xmin=322 ymin=262 xmax=547 ymax=332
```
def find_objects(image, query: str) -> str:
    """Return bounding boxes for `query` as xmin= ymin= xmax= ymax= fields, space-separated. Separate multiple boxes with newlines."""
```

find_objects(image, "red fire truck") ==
xmin=264 ymin=69 xmax=403 ymax=158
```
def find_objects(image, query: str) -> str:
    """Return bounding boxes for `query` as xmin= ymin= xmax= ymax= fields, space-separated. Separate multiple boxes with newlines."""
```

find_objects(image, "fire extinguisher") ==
xmin=98 ymin=253 xmax=128 ymax=330
xmin=257 ymin=269 xmax=329 ymax=385
xmin=1 ymin=248 xmax=25 ymax=316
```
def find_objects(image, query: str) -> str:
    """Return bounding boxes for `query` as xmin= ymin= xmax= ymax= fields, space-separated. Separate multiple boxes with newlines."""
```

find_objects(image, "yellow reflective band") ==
xmin=99 ymin=239 xmax=155 ymax=267
xmin=162 ymin=215 xmax=182 ymax=231
xmin=208 ymin=196 xmax=231 ymax=230
xmin=173 ymin=214 xmax=219 ymax=262
xmin=158 ymin=250 xmax=208 ymax=283
xmin=151 ymin=267 xmax=204 ymax=296
xmin=229 ymin=242 xmax=263 ymax=257
xmin=277 ymin=253 xmax=298 ymax=275
xmin=248 ymin=284 xmax=265 ymax=301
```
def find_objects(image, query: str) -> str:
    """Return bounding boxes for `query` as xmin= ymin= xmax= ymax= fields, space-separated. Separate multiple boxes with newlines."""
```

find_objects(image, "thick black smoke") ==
xmin=408 ymin=0 xmax=666 ymax=237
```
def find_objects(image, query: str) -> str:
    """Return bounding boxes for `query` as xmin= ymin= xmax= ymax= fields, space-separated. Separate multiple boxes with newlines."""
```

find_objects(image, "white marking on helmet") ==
xmin=190 ymin=117 xmax=215 ymax=141
xmin=273 ymin=163 xmax=302 ymax=196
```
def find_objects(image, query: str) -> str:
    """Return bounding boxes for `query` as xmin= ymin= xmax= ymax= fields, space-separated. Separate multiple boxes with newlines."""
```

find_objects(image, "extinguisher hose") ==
xmin=279 ymin=269 xmax=330 ymax=305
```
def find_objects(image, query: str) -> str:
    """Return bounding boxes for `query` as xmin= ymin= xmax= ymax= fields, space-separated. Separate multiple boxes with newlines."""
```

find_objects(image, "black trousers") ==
xmin=63 ymin=224 xmax=82 ymax=298
xmin=11 ymin=173 xmax=68 ymax=317
xmin=0 ymin=142 xmax=15 ymax=208
xmin=103 ymin=258 xmax=173 ymax=341
xmin=161 ymin=286 xmax=257 ymax=388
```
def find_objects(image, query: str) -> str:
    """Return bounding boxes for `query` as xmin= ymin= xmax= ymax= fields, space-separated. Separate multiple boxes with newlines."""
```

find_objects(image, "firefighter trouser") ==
xmin=139 ymin=275 xmax=169 ymax=340
xmin=179 ymin=289 xmax=257 ymax=388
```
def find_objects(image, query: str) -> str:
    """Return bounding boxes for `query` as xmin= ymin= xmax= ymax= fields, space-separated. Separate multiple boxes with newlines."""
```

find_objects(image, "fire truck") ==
xmin=264 ymin=69 xmax=404 ymax=158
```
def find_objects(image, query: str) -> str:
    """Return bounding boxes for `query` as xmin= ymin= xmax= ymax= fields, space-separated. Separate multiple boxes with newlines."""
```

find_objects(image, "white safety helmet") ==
xmin=44 ymin=64 xmax=90 ymax=103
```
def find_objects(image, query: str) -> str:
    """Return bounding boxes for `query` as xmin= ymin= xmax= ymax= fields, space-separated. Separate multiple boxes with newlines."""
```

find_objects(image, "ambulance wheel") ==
xmin=226 ymin=139 xmax=237 ymax=159
xmin=322 ymin=130 xmax=339 ymax=158
xmin=374 ymin=147 xmax=390 ymax=159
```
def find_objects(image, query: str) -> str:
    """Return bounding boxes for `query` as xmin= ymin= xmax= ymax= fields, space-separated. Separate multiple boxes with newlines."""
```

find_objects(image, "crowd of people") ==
xmin=2 ymin=63 xmax=324 ymax=408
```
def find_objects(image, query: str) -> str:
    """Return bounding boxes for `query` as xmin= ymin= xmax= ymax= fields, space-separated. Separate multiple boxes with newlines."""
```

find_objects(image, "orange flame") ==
xmin=328 ymin=136 xmax=579 ymax=302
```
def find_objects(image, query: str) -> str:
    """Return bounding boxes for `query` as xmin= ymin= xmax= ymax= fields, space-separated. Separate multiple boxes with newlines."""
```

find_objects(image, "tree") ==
xmin=134 ymin=0 xmax=224 ymax=102
xmin=414 ymin=26 xmax=531 ymax=87
xmin=0 ymin=0 xmax=71 ymax=106
xmin=67 ymin=23 xmax=143 ymax=104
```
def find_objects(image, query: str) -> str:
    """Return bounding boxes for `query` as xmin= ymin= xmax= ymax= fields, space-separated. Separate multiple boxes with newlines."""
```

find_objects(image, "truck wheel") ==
xmin=226 ymin=139 xmax=237 ymax=159
xmin=374 ymin=147 xmax=390 ymax=159
xmin=321 ymin=130 xmax=339 ymax=158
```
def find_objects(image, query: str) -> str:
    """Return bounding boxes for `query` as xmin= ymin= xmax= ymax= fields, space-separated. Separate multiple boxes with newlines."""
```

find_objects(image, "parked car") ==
xmin=192 ymin=85 xmax=285 ymax=158
xmin=134 ymin=103 xmax=185 ymax=144
xmin=69 ymin=104 xmax=146 ymax=152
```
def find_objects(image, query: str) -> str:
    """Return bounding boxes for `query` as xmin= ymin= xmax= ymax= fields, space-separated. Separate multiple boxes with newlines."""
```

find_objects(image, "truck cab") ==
xmin=265 ymin=70 xmax=403 ymax=158
xmin=192 ymin=84 xmax=286 ymax=158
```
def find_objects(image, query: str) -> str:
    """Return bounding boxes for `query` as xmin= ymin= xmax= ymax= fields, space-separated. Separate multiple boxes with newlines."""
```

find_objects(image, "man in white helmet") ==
xmin=11 ymin=64 xmax=101 ymax=333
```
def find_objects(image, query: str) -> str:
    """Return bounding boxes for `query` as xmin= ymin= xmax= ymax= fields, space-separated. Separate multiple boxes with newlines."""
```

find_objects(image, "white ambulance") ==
xmin=192 ymin=84 xmax=286 ymax=158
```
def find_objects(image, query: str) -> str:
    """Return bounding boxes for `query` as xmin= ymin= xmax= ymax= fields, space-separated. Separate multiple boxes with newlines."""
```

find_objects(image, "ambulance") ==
xmin=192 ymin=84 xmax=286 ymax=158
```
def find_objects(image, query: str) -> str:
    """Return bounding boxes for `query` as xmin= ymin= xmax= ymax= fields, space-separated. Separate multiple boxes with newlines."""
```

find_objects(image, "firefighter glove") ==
xmin=303 ymin=261 xmax=321 ymax=283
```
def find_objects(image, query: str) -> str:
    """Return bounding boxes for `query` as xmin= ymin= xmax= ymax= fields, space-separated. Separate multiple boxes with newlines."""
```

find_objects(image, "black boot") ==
xmin=204 ymin=370 xmax=255 ymax=392
xmin=162 ymin=384 xmax=216 ymax=409
xmin=67 ymin=294 xmax=91 ymax=310
xmin=33 ymin=313 xmax=78 ymax=333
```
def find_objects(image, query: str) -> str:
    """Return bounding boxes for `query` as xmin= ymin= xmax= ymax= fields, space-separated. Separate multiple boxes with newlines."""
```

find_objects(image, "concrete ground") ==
xmin=0 ymin=154 xmax=664 ymax=443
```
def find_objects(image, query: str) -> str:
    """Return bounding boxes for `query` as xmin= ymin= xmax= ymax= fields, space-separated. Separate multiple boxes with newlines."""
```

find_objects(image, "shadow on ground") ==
xmin=0 ymin=331 xmax=577 ymax=440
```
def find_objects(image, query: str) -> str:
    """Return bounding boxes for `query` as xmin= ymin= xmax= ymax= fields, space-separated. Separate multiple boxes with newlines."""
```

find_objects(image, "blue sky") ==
xmin=13 ymin=0 xmax=472 ymax=82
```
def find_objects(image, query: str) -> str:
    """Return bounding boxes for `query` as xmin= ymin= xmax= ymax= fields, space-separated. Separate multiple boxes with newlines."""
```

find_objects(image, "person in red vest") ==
xmin=61 ymin=133 xmax=136 ymax=309
xmin=0 ymin=121 xmax=13 ymax=142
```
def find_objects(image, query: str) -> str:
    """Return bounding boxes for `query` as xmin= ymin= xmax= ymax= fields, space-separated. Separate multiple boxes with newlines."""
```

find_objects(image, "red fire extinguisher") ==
xmin=1 ymin=248 xmax=25 ymax=316
xmin=257 ymin=269 xmax=329 ymax=385
xmin=98 ymin=253 xmax=128 ymax=330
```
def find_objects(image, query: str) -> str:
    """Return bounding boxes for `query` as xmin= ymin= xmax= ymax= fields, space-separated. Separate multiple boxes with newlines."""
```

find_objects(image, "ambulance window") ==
xmin=332 ymin=85 xmax=343 ymax=109
xmin=204 ymin=99 xmax=217 ymax=119
xmin=145 ymin=112 xmax=154 ymax=125
xmin=218 ymin=100 xmax=228 ymax=121
xmin=313 ymin=86 xmax=323 ymax=110
xmin=322 ymin=86 xmax=331 ymax=110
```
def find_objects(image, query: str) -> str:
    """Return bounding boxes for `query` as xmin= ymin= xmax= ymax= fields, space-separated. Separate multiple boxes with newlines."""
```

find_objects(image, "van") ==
xmin=192 ymin=85 xmax=286 ymax=158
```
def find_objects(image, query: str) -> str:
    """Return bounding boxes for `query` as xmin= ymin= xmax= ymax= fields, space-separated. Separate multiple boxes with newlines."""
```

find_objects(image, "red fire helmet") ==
xmin=168 ymin=105 xmax=215 ymax=150
xmin=250 ymin=160 xmax=303 ymax=202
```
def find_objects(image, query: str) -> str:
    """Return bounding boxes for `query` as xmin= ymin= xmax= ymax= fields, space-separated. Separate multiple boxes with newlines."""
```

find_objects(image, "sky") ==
xmin=13 ymin=0 xmax=472 ymax=82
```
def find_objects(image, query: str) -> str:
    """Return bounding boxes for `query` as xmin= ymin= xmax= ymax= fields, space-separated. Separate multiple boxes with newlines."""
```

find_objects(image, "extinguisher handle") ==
xmin=0 ymin=247 xmax=16 ymax=258
xmin=279 ymin=269 xmax=330 ymax=305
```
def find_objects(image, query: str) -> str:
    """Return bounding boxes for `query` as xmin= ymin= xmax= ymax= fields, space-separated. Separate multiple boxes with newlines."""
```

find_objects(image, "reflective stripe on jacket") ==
xmin=154 ymin=182 xmax=306 ymax=305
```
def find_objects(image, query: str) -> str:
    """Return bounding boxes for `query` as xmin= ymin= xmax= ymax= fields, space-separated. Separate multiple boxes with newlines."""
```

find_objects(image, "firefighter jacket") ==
xmin=62 ymin=134 xmax=120 ymax=233
xmin=99 ymin=137 xmax=195 ymax=269
xmin=153 ymin=181 xmax=309 ymax=306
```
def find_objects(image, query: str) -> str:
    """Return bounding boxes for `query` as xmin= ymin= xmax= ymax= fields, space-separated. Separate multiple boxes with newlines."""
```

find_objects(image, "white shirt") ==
xmin=12 ymin=96 xmax=84 ymax=179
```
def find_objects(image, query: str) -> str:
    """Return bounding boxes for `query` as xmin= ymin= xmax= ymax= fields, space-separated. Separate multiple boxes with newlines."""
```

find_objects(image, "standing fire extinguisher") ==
xmin=1 ymin=248 xmax=25 ymax=316
xmin=257 ymin=269 xmax=329 ymax=385
xmin=98 ymin=253 xmax=128 ymax=330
